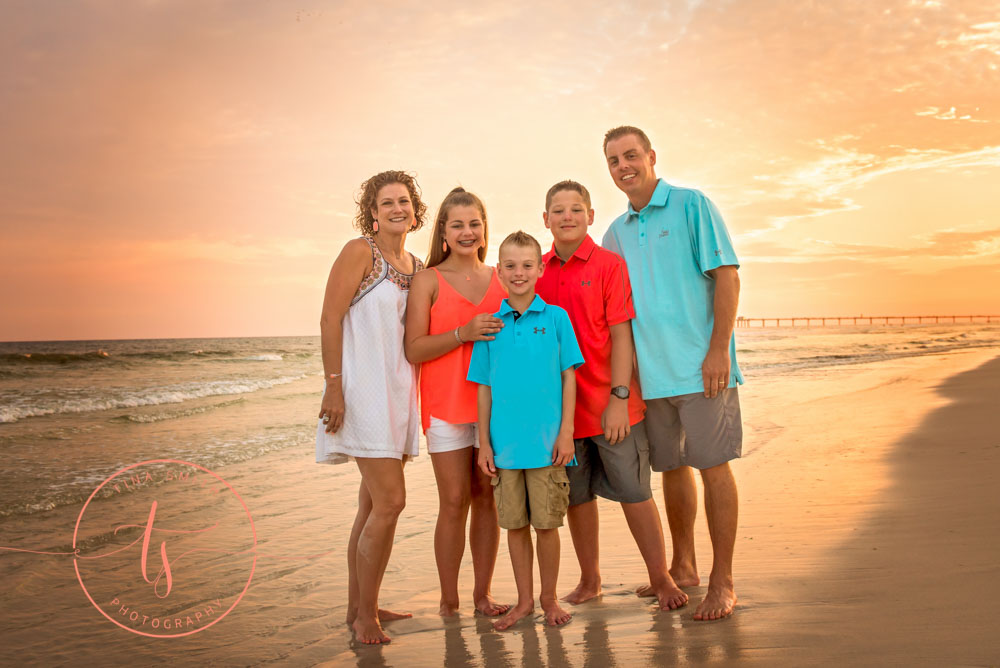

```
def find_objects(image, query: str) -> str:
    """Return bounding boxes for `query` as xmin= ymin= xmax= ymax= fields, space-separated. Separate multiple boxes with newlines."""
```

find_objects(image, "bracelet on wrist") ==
xmin=454 ymin=327 xmax=463 ymax=344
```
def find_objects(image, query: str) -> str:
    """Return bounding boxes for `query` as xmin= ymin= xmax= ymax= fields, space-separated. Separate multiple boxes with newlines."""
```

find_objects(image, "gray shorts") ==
xmin=567 ymin=421 xmax=653 ymax=506
xmin=644 ymin=387 xmax=743 ymax=472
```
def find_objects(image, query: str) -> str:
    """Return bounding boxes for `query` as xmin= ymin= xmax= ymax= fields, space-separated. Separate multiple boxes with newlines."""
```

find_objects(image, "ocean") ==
xmin=1 ymin=323 xmax=999 ymax=522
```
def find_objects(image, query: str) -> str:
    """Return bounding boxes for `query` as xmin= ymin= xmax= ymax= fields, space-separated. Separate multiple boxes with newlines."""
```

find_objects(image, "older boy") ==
xmin=468 ymin=231 xmax=585 ymax=630
xmin=537 ymin=180 xmax=688 ymax=611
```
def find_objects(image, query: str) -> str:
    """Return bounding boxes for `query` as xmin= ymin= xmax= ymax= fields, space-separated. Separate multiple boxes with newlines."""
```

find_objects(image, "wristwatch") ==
xmin=610 ymin=385 xmax=630 ymax=400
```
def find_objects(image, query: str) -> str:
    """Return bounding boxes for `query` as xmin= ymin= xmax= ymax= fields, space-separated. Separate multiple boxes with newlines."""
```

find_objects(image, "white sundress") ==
xmin=316 ymin=237 xmax=422 ymax=464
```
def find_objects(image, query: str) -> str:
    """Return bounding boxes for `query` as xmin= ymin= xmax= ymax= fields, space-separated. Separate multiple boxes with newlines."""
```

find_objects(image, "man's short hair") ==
xmin=498 ymin=230 xmax=543 ymax=263
xmin=545 ymin=180 xmax=592 ymax=211
xmin=603 ymin=126 xmax=652 ymax=154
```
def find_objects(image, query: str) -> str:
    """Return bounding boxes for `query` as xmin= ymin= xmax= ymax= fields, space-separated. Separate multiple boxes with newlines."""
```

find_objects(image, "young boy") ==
xmin=536 ymin=180 xmax=688 ymax=611
xmin=467 ymin=230 xmax=584 ymax=630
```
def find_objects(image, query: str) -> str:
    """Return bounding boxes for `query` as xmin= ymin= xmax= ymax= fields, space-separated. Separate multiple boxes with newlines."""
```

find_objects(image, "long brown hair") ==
xmin=425 ymin=187 xmax=489 ymax=268
xmin=353 ymin=170 xmax=428 ymax=235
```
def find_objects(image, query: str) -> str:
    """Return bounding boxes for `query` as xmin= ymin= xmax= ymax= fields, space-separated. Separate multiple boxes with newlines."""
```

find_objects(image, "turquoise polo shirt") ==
xmin=602 ymin=179 xmax=744 ymax=399
xmin=467 ymin=295 xmax=584 ymax=469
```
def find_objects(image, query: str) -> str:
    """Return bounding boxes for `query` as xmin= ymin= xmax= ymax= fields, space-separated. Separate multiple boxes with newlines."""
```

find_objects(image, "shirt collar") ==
xmin=498 ymin=294 xmax=546 ymax=316
xmin=626 ymin=179 xmax=671 ymax=220
xmin=543 ymin=234 xmax=597 ymax=265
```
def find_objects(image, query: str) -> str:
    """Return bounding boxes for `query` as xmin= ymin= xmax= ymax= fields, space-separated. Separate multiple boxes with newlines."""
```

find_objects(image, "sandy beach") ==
xmin=2 ymin=347 xmax=999 ymax=667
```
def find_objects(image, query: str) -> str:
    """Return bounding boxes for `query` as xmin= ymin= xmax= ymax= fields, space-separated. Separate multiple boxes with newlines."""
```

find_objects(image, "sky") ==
xmin=1 ymin=0 xmax=998 ymax=341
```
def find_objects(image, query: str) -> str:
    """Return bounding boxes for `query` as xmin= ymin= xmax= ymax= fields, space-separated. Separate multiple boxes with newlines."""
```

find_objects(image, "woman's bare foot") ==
xmin=474 ymin=595 xmax=511 ymax=617
xmin=438 ymin=601 xmax=460 ymax=617
xmin=654 ymin=581 xmax=689 ymax=611
xmin=561 ymin=580 xmax=602 ymax=605
xmin=346 ymin=608 xmax=412 ymax=625
xmin=352 ymin=616 xmax=390 ymax=645
xmin=693 ymin=584 xmax=737 ymax=621
xmin=492 ymin=602 xmax=534 ymax=631
xmin=541 ymin=599 xmax=572 ymax=626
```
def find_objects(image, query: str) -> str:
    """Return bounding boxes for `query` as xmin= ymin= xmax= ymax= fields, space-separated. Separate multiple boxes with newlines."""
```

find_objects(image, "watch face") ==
xmin=611 ymin=386 xmax=629 ymax=399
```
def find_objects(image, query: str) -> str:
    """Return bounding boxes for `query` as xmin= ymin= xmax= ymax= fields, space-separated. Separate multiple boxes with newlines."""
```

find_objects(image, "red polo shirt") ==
xmin=536 ymin=234 xmax=645 ymax=439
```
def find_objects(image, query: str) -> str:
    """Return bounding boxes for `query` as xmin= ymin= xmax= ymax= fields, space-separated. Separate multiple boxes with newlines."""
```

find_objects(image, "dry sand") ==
xmin=2 ymin=349 xmax=999 ymax=666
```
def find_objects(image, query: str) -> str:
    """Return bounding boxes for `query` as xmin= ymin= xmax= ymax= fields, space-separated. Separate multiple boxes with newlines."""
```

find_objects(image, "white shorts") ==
xmin=426 ymin=416 xmax=480 ymax=454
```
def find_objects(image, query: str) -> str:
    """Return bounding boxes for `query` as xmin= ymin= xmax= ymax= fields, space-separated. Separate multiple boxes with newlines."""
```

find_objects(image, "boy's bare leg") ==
xmin=536 ymin=527 xmax=572 ymax=626
xmin=622 ymin=498 xmax=688 ymax=610
xmin=562 ymin=500 xmax=602 ymax=603
xmin=694 ymin=463 xmax=738 ymax=620
xmin=470 ymin=461 xmax=509 ymax=616
xmin=346 ymin=482 xmax=411 ymax=625
xmin=430 ymin=448 xmax=473 ymax=616
xmin=351 ymin=458 xmax=408 ymax=644
xmin=493 ymin=527 xmax=535 ymax=630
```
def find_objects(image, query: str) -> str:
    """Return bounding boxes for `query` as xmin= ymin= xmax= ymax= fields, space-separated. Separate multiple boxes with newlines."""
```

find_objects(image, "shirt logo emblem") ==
xmin=659 ymin=229 xmax=670 ymax=238
xmin=714 ymin=249 xmax=722 ymax=256
xmin=580 ymin=280 xmax=591 ymax=287
xmin=533 ymin=327 xmax=546 ymax=334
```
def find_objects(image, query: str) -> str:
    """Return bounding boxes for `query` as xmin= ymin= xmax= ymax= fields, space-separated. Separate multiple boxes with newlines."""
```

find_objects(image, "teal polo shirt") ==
xmin=467 ymin=295 xmax=584 ymax=469
xmin=602 ymin=179 xmax=744 ymax=399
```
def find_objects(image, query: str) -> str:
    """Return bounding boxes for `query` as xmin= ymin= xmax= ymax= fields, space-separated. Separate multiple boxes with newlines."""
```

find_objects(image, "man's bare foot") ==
xmin=541 ymin=599 xmax=572 ymax=626
xmin=693 ymin=585 xmax=737 ymax=621
xmin=474 ymin=595 xmax=511 ymax=617
xmin=561 ymin=580 xmax=602 ymax=605
xmin=346 ymin=608 xmax=413 ymax=625
xmin=352 ymin=616 xmax=390 ymax=645
xmin=492 ymin=602 xmax=534 ymax=631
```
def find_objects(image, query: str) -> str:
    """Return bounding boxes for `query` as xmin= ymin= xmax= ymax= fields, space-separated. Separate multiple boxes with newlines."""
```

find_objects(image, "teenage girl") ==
xmin=404 ymin=187 xmax=510 ymax=617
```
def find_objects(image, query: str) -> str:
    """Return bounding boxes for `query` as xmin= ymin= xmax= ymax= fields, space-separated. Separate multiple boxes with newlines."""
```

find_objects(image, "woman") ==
xmin=317 ymin=170 xmax=426 ymax=645
xmin=404 ymin=187 xmax=509 ymax=617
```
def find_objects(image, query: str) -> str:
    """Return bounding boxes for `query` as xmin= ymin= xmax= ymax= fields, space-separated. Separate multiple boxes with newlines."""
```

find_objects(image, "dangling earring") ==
xmin=442 ymin=240 xmax=448 ymax=253
xmin=373 ymin=220 xmax=379 ymax=233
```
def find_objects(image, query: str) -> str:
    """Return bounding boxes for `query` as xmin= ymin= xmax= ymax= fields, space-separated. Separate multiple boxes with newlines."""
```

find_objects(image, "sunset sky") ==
xmin=2 ymin=0 xmax=998 ymax=341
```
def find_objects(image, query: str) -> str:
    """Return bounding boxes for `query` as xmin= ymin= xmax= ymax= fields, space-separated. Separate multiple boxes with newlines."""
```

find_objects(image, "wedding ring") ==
xmin=322 ymin=415 xmax=331 ymax=424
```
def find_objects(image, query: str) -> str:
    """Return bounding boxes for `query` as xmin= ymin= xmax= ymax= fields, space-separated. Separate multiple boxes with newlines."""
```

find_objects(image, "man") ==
xmin=601 ymin=126 xmax=743 ymax=620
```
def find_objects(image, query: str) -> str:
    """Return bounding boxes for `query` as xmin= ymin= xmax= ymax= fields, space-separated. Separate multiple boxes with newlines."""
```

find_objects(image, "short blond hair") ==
xmin=498 ymin=231 xmax=542 ymax=263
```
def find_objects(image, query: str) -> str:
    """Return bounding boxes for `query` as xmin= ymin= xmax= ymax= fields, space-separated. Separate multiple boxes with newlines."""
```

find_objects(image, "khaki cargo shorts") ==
xmin=491 ymin=465 xmax=570 ymax=530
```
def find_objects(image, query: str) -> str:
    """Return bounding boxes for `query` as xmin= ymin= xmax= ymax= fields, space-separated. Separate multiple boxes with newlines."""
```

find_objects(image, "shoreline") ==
xmin=1 ymin=349 xmax=998 ymax=665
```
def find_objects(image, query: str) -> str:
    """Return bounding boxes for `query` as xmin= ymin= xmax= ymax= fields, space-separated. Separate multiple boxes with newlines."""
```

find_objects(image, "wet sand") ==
xmin=1 ymin=349 xmax=998 ymax=666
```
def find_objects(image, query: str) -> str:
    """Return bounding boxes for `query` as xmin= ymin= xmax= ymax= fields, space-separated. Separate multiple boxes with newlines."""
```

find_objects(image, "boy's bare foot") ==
xmin=492 ymin=602 xmax=534 ymax=631
xmin=670 ymin=565 xmax=701 ymax=587
xmin=693 ymin=584 xmax=737 ymax=621
xmin=474 ymin=595 xmax=511 ymax=617
xmin=352 ymin=616 xmax=391 ymax=645
xmin=654 ymin=580 xmax=689 ymax=611
xmin=561 ymin=580 xmax=602 ymax=605
xmin=541 ymin=599 xmax=572 ymax=626
xmin=346 ymin=608 xmax=413 ymax=625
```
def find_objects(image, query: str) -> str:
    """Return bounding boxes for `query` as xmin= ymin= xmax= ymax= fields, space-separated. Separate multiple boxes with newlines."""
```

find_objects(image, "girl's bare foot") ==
xmin=346 ymin=608 xmax=412 ymax=625
xmin=352 ymin=616 xmax=390 ymax=645
xmin=474 ymin=595 xmax=511 ymax=617
xmin=541 ymin=599 xmax=572 ymax=626
xmin=492 ymin=602 xmax=534 ymax=630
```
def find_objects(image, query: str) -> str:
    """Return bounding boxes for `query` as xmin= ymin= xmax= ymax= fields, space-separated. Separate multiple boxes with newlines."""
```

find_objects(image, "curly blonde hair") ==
xmin=354 ymin=170 xmax=428 ymax=235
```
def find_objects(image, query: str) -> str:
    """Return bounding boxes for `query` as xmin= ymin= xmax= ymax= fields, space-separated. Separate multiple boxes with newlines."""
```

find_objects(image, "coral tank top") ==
xmin=420 ymin=267 xmax=507 ymax=431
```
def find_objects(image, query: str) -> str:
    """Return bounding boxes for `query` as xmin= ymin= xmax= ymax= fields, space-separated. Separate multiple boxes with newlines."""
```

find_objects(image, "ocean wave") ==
xmin=1 ymin=351 xmax=111 ymax=364
xmin=0 ymin=374 xmax=310 ymax=423
xmin=241 ymin=354 xmax=283 ymax=361
xmin=110 ymin=398 xmax=248 ymax=423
